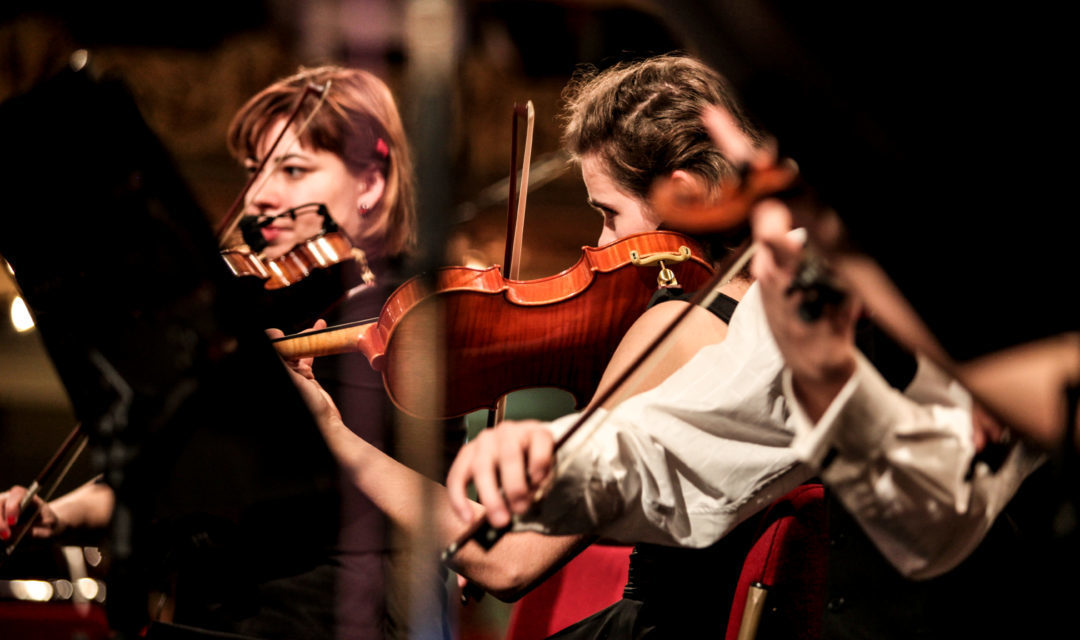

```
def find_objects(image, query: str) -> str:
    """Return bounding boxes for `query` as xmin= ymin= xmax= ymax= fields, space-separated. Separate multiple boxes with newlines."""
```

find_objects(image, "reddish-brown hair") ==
xmin=227 ymin=66 xmax=416 ymax=257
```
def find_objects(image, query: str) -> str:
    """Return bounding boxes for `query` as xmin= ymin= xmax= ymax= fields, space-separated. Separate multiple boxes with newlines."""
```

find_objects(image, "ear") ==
xmin=355 ymin=168 xmax=387 ymax=215
xmin=667 ymin=169 xmax=710 ymax=202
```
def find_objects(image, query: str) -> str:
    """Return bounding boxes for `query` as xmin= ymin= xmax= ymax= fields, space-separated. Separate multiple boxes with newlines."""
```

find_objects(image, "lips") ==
xmin=261 ymin=226 xmax=291 ymax=243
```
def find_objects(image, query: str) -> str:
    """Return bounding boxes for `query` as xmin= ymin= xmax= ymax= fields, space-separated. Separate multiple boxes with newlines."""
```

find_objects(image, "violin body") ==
xmin=276 ymin=231 xmax=714 ymax=418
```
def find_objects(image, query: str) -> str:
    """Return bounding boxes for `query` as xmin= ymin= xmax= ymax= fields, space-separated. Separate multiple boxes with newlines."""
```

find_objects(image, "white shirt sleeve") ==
xmin=514 ymin=281 xmax=1042 ymax=581
xmin=513 ymin=284 xmax=813 ymax=546
xmin=785 ymin=350 xmax=1044 ymax=579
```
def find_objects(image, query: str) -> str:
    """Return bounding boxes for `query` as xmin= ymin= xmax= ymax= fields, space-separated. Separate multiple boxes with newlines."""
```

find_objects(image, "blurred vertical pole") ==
xmin=399 ymin=0 xmax=460 ymax=637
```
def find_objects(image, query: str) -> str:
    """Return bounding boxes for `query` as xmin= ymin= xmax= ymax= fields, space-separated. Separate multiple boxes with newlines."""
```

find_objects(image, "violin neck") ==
xmin=272 ymin=321 xmax=373 ymax=360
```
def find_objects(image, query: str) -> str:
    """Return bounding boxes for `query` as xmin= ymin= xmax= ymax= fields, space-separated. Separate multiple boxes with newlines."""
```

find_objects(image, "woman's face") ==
xmin=580 ymin=153 xmax=662 ymax=246
xmin=245 ymin=118 xmax=380 ymax=259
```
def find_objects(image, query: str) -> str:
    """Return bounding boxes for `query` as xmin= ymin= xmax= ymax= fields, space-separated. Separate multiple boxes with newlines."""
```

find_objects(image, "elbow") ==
xmin=474 ymin=565 xmax=542 ymax=603
xmin=451 ymin=556 xmax=549 ymax=603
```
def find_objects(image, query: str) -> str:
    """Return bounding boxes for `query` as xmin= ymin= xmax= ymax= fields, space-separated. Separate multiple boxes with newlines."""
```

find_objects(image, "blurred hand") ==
xmin=972 ymin=402 xmax=1009 ymax=454
xmin=0 ymin=485 xmax=63 ymax=542
xmin=751 ymin=201 xmax=860 ymax=420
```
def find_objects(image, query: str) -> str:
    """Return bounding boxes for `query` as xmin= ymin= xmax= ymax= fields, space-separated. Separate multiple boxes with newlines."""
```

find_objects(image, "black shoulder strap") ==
xmin=646 ymin=287 xmax=739 ymax=324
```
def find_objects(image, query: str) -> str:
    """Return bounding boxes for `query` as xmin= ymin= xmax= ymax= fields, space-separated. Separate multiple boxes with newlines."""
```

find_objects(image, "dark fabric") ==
xmin=164 ymin=259 xmax=452 ymax=640
xmin=820 ymin=329 xmax=1060 ymax=639
xmin=821 ymin=464 xmax=1060 ymax=639
xmin=646 ymin=287 xmax=738 ymax=325
xmin=663 ymin=1 xmax=1077 ymax=361
xmin=546 ymin=598 xmax=648 ymax=640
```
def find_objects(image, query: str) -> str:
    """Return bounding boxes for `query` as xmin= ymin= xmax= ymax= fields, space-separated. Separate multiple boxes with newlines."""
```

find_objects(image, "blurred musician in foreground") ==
xmin=445 ymin=76 xmax=1052 ymax=639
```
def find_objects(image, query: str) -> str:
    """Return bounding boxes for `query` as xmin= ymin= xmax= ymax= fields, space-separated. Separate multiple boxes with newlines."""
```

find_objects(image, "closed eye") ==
xmin=587 ymin=199 xmax=618 ymax=222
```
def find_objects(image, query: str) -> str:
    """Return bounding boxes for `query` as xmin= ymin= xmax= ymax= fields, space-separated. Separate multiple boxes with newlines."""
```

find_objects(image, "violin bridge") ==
xmin=630 ymin=245 xmax=692 ymax=289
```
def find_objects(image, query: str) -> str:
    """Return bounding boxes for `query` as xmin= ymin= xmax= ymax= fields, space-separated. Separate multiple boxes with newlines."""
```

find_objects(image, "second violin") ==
xmin=273 ymin=230 xmax=714 ymax=419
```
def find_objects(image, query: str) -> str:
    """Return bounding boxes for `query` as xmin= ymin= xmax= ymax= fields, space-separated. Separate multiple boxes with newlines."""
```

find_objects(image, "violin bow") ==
xmin=1 ymin=423 xmax=89 ymax=566
xmin=488 ymin=100 xmax=535 ymax=427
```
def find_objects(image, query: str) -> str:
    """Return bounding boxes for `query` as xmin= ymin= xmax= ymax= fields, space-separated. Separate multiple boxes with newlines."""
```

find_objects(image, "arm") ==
xmin=785 ymin=351 xmax=1043 ymax=579
xmin=448 ymin=300 xmax=736 ymax=530
xmin=285 ymin=299 xmax=750 ymax=597
xmin=750 ymin=200 xmax=1043 ymax=579
xmin=276 ymin=325 xmax=587 ymax=601
xmin=316 ymin=404 xmax=590 ymax=601
xmin=1 ymin=478 xmax=114 ymax=542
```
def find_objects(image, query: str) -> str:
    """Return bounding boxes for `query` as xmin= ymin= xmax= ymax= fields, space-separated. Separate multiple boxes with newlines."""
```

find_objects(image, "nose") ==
xmin=247 ymin=171 xmax=282 ymax=215
xmin=597 ymin=226 xmax=617 ymax=247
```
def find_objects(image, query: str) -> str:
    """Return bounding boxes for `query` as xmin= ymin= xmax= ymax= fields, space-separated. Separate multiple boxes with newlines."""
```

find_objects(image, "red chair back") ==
xmin=0 ymin=602 xmax=111 ymax=640
xmin=724 ymin=483 xmax=828 ymax=640
xmin=504 ymin=544 xmax=632 ymax=640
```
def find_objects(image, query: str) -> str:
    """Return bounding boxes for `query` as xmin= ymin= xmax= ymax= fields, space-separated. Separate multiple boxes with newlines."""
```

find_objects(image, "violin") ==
xmin=272 ymin=230 xmax=714 ymax=419
xmin=220 ymin=203 xmax=374 ymax=291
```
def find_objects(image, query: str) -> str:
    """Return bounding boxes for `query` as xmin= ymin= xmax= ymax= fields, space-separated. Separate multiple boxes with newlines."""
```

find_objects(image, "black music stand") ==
xmin=0 ymin=64 xmax=338 ymax=638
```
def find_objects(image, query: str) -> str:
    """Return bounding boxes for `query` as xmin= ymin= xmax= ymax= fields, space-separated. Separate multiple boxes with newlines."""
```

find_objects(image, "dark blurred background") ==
xmin=3 ymin=0 xmax=1076 ymax=636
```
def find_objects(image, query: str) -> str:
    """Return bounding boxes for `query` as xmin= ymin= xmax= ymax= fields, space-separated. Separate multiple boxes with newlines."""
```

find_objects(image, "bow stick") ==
xmin=1 ymin=424 xmax=89 ymax=566
xmin=488 ymin=100 xmax=535 ymax=427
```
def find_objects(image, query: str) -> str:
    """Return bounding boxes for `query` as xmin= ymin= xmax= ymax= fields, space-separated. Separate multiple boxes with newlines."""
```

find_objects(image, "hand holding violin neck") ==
xmin=786 ymin=252 xmax=847 ymax=323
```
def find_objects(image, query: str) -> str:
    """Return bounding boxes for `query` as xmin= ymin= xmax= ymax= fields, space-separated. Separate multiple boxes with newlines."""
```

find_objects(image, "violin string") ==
xmin=269 ymin=317 xmax=378 ymax=343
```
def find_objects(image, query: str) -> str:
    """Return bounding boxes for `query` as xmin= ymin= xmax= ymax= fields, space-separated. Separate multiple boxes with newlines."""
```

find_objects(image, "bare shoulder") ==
xmin=591 ymin=297 xmax=732 ymax=407
xmin=621 ymin=298 xmax=731 ymax=355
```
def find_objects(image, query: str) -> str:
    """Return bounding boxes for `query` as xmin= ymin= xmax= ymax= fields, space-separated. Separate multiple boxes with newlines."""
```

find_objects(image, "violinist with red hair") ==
xmin=3 ymin=64 xmax=427 ymax=640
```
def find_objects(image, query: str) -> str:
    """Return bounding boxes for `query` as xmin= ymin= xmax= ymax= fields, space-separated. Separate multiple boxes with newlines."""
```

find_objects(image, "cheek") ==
xmin=318 ymin=181 xmax=360 ymax=228
xmin=294 ymin=215 xmax=324 ymax=240
xmin=622 ymin=213 xmax=658 ymax=236
xmin=597 ymin=226 xmax=618 ymax=246
xmin=327 ymin=199 xmax=365 ymax=240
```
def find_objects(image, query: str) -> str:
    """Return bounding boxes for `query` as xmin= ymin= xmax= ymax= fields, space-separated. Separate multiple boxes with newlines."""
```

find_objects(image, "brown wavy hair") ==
xmin=561 ymin=53 xmax=763 ymax=260
xmin=227 ymin=65 xmax=416 ymax=257
xmin=562 ymin=53 xmax=762 ymax=198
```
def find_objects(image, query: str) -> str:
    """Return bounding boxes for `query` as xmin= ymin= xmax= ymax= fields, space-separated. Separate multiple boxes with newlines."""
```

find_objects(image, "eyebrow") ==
xmin=586 ymin=198 xmax=616 ymax=214
xmin=245 ymin=152 xmax=310 ymax=166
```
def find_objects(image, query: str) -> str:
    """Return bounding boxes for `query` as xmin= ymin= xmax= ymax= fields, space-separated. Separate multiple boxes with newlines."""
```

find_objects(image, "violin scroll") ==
xmin=648 ymin=159 xmax=800 ymax=234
